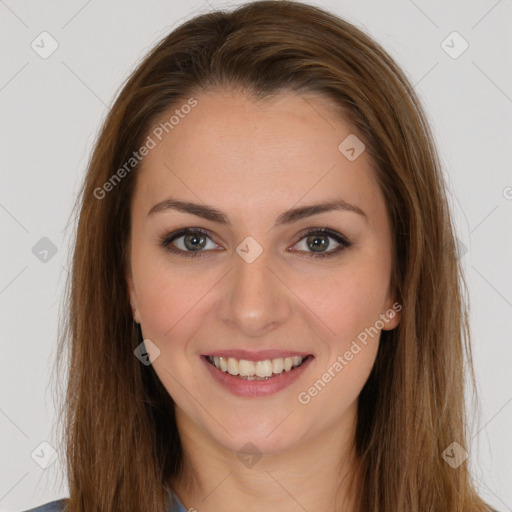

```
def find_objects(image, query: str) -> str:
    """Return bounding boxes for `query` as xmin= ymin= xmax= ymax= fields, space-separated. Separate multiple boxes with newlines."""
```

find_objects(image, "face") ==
xmin=126 ymin=88 xmax=400 ymax=456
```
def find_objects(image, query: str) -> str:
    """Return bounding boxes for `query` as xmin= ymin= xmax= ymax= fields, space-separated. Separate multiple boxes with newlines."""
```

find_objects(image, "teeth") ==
xmin=272 ymin=358 xmax=284 ymax=374
xmin=208 ymin=355 xmax=306 ymax=378
xmin=239 ymin=359 xmax=255 ymax=376
xmin=255 ymin=360 xmax=273 ymax=377
xmin=227 ymin=357 xmax=239 ymax=376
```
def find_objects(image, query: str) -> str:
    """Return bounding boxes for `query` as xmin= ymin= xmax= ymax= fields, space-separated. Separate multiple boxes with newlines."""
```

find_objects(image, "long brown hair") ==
xmin=53 ymin=1 xmax=493 ymax=510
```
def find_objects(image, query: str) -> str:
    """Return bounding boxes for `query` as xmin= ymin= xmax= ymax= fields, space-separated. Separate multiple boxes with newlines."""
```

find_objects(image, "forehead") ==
xmin=133 ymin=88 xmax=381 ymax=219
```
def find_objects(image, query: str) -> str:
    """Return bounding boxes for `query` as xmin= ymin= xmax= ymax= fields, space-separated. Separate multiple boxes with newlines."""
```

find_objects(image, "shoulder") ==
xmin=20 ymin=498 xmax=67 ymax=512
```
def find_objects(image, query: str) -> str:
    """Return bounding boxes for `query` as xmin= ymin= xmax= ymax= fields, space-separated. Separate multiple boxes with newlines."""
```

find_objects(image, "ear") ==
xmin=381 ymin=296 xmax=402 ymax=331
xmin=126 ymin=267 xmax=142 ymax=323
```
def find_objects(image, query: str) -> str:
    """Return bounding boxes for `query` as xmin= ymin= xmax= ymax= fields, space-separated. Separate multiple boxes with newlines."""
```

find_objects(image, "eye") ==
xmin=290 ymin=228 xmax=351 ymax=258
xmin=160 ymin=228 xmax=219 ymax=258
xmin=159 ymin=227 xmax=351 ymax=259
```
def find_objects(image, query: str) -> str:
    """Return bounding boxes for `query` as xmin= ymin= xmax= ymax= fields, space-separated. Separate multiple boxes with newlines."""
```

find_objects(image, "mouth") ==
xmin=205 ymin=354 xmax=312 ymax=380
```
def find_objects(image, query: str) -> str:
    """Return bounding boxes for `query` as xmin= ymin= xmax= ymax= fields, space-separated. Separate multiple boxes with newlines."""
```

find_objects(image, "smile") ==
xmin=201 ymin=351 xmax=314 ymax=397
xmin=207 ymin=355 xmax=307 ymax=380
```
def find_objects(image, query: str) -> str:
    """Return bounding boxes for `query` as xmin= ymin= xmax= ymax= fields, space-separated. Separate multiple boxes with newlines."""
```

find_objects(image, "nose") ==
xmin=218 ymin=247 xmax=292 ymax=338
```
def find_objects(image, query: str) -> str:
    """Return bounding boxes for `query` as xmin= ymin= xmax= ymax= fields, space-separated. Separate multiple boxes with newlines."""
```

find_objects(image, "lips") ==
xmin=201 ymin=353 xmax=314 ymax=397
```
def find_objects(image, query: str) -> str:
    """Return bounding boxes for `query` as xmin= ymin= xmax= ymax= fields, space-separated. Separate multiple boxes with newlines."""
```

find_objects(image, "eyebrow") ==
xmin=147 ymin=197 xmax=367 ymax=226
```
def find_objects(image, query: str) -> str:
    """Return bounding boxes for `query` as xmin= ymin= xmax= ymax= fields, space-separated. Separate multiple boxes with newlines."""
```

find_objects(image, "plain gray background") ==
xmin=1 ymin=0 xmax=511 ymax=511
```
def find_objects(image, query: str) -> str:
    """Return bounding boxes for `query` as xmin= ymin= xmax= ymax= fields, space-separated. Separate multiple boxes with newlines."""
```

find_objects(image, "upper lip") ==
xmin=203 ymin=350 xmax=312 ymax=361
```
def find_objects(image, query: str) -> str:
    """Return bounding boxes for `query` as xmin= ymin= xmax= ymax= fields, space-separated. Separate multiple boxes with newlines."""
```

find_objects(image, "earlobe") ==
xmin=381 ymin=299 xmax=402 ymax=331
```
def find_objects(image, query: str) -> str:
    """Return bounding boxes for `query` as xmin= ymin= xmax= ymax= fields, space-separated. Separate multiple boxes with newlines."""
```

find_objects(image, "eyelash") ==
xmin=159 ymin=227 xmax=352 ymax=259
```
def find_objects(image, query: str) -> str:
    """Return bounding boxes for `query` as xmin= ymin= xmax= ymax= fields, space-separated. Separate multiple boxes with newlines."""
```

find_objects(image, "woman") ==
xmin=24 ymin=1 xmax=497 ymax=511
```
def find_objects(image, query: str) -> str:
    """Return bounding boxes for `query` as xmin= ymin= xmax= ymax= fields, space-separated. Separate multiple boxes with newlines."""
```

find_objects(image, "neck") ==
xmin=170 ymin=402 xmax=361 ymax=512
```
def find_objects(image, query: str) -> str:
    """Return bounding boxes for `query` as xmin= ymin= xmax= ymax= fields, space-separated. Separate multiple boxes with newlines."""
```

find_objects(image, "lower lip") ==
xmin=201 ymin=355 xmax=314 ymax=397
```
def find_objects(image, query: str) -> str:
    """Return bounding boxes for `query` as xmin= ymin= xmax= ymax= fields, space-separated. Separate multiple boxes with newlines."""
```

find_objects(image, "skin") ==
xmin=126 ymin=88 xmax=401 ymax=512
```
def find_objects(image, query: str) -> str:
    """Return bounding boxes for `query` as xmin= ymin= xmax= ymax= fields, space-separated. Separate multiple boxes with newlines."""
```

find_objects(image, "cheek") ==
xmin=132 ymin=249 xmax=218 ymax=345
xmin=300 ymin=259 xmax=391 ymax=344
xmin=294 ymin=265 xmax=386 ymax=420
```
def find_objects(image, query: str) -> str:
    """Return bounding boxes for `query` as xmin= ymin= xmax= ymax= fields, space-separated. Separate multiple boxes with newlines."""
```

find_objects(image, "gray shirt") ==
xmin=21 ymin=486 xmax=187 ymax=512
